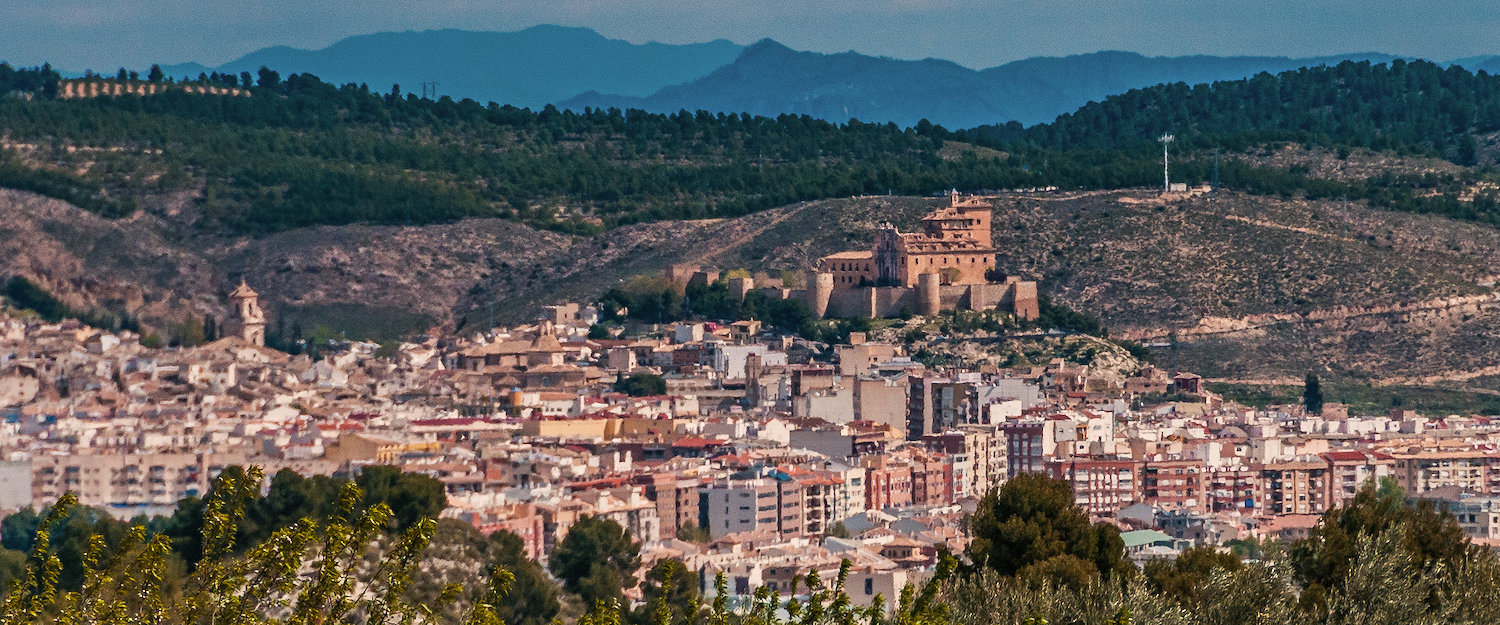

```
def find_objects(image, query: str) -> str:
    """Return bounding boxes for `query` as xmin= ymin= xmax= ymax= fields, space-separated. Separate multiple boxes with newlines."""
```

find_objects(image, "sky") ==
xmin=2 ymin=0 xmax=1497 ymax=71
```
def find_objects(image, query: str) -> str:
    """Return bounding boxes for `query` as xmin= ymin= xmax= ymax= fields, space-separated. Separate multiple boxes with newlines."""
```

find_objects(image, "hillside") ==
xmin=160 ymin=26 xmax=742 ymax=109
xmin=4 ymin=59 xmax=1500 ymax=385
xmin=562 ymin=43 xmax=1404 ymax=127
xmin=3 ymin=60 xmax=1498 ymax=241
xmin=1004 ymin=59 xmax=1500 ymax=161
xmin=6 ymin=178 xmax=1500 ymax=386
xmin=0 ymin=65 xmax=1050 ymax=236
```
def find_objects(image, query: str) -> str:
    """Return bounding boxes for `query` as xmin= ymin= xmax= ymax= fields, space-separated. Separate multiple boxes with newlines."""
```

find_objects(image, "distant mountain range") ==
xmin=152 ymin=26 xmax=1485 ymax=127
xmin=563 ymin=42 xmax=1405 ymax=127
xmin=159 ymin=25 xmax=741 ymax=109
xmin=1450 ymin=55 xmax=1500 ymax=74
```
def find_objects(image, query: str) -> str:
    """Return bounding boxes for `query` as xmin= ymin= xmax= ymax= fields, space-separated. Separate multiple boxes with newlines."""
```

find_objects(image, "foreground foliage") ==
xmin=3 ymin=466 xmax=1500 ymax=625
xmin=0 ymin=467 xmax=953 ymax=625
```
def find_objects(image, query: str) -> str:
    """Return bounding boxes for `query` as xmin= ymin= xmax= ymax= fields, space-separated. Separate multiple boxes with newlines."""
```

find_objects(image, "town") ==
xmin=2 ymin=197 xmax=1495 ymax=611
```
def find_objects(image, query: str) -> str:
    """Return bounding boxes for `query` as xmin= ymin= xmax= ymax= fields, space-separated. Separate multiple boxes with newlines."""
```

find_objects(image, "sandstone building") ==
xmin=819 ymin=191 xmax=997 ymax=288
xmin=675 ymin=193 xmax=1039 ymax=320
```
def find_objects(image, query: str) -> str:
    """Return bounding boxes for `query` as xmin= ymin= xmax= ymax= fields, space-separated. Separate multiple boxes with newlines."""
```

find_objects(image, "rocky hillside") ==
xmin=5 ymin=175 xmax=1500 ymax=385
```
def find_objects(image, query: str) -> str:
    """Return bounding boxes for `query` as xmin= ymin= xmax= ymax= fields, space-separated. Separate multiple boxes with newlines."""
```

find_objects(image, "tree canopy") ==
xmin=966 ymin=472 xmax=1129 ymax=585
xmin=549 ymin=515 xmax=642 ymax=608
xmin=1291 ymin=478 xmax=1470 ymax=611
xmin=615 ymin=372 xmax=668 ymax=397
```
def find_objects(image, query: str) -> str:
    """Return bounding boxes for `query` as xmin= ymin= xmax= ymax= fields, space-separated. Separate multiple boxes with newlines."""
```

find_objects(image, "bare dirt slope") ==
xmin=4 ymin=185 xmax=1500 ymax=382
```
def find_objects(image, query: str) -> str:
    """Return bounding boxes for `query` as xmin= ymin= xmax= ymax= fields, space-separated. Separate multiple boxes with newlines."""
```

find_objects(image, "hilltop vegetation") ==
xmin=965 ymin=60 xmax=1500 ymax=226
xmin=1007 ymin=60 xmax=1500 ymax=160
xmin=0 ymin=59 xmax=1498 ymax=239
xmin=0 ymin=64 xmax=1070 ymax=236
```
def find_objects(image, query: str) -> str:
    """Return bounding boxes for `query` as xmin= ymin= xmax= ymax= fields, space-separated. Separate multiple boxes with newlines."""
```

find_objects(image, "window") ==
xmin=864 ymin=579 xmax=874 ymax=595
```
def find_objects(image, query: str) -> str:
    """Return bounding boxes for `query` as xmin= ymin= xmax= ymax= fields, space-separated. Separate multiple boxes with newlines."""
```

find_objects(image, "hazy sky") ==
xmin=3 ymin=0 xmax=1497 ymax=71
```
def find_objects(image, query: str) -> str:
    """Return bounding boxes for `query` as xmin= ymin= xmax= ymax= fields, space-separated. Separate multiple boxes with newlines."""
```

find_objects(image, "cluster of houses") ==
xmin=5 ymin=286 xmax=1500 ymax=607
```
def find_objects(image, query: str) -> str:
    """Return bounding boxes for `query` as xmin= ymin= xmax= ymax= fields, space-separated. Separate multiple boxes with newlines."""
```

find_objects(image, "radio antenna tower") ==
xmin=1159 ymin=133 xmax=1175 ymax=193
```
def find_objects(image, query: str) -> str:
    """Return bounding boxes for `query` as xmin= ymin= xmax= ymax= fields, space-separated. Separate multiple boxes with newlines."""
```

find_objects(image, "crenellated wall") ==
xmin=742 ymin=272 xmax=1039 ymax=320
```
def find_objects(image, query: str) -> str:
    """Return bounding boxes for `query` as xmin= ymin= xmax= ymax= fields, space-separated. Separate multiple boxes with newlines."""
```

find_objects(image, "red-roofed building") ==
xmin=671 ymin=437 xmax=729 ymax=458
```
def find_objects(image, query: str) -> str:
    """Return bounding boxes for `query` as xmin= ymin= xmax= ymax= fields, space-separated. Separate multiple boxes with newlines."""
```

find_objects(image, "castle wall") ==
xmin=937 ymin=284 xmax=972 ymax=312
xmin=757 ymin=287 xmax=794 ymax=301
xmin=965 ymin=283 xmax=1008 ymax=311
xmin=740 ymin=271 xmax=1037 ymax=321
xmin=728 ymin=277 xmax=755 ymax=299
xmin=814 ymin=282 xmax=1040 ymax=320
xmin=872 ymin=288 xmax=922 ymax=318
xmin=1008 ymin=281 xmax=1040 ymax=320
xmin=826 ymin=288 xmax=877 ymax=319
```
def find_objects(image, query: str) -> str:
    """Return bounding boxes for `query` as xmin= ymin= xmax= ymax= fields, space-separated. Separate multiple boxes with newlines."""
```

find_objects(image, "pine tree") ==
xmin=1304 ymin=373 xmax=1324 ymax=415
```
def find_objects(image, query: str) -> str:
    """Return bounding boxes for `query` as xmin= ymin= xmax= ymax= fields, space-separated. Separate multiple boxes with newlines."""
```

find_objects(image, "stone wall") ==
xmin=737 ymin=272 xmax=1039 ymax=320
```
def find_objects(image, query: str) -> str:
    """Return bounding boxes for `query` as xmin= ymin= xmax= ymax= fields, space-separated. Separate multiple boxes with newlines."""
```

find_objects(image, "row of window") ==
xmin=902 ymin=255 xmax=992 ymax=266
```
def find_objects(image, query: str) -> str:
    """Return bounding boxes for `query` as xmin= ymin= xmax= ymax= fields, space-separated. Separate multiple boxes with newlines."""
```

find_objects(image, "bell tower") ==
xmin=226 ymin=280 xmax=266 ymax=346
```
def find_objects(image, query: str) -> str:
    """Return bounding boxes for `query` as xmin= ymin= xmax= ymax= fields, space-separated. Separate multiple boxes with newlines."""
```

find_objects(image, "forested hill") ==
xmin=977 ymin=59 xmax=1500 ymax=165
xmin=0 ymin=64 xmax=1155 ymax=236
xmin=0 ymin=59 xmax=1499 ymax=238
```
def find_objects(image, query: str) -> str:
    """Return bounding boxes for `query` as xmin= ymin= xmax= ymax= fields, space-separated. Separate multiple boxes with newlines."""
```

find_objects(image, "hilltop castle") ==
xmin=671 ymin=192 xmax=1039 ymax=320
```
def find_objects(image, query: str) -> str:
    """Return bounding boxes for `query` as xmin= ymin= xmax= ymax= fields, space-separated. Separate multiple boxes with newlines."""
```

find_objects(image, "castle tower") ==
xmin=808 ymin=271 xmax=834 ymax=319
xmin=226 ymin=280 xmax=266 ymax=347
xmin=918 ymin=273 xmax=942 ymax=317
xmin=727 ymin=275 xmax=755 ymax=300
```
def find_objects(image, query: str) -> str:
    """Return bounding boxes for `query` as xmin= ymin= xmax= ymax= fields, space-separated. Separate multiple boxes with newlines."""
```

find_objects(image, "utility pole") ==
xmin=1159 ymin=133 xmax=1175 ymax=193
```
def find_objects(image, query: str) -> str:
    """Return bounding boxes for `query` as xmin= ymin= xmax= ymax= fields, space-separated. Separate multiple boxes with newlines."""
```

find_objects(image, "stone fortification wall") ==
xmin=725 ymin=270 xmax=1038 ymax=321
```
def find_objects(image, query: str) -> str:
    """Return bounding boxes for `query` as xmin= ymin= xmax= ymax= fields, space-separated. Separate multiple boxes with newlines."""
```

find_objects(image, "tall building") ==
xmin=226 ymin=280 xmax=266 ymax=347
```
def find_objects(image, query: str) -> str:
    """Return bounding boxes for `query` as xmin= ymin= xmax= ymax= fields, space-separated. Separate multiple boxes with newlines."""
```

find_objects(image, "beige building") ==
xmin=1257 ymin=461 xmax=1330 ymax=516
xmin=31 ymin=452 xmax=253 ymax=508
xmin=1391 ymin=450 xmax=1493 ymax=495
xmin=324 ymin=432 xmax=441 ymax=464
